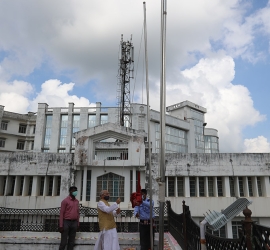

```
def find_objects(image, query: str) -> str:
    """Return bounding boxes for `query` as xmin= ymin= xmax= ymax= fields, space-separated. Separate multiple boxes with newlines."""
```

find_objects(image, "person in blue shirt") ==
xmin=134 ymin=189 xmax=155 ymax=250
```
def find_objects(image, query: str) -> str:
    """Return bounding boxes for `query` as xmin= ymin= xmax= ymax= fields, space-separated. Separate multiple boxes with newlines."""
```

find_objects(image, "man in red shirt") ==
xmin=59 ymin=186 xmax=80 ymax=250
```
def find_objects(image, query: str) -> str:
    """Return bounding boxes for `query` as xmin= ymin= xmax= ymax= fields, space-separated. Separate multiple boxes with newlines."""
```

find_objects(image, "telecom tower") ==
xmin=117 ymin=35 xmax=134 ymax=128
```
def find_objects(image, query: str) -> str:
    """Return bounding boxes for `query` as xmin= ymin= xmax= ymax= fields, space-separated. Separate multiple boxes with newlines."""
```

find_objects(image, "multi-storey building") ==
xmin=1 ymin=100 xmax=269 ymax=239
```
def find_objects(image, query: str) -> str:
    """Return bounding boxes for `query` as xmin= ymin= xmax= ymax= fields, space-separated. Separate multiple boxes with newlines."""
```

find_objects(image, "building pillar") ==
xmin=79 ymin=108 xmax=89 ymax=130
xmin=184 ymin=177 xmax=190 ymax=197
xmin=52 ymin=176 xmax=58 ymax=196
xmin=75 ymin=169 xmax=82 ymax=201
xmin=44 ymin=176 xmax=49 ymax=196
xmin=31 ymin=176 xmax=38 ymax=196
xmin=50 ymin=108 xmax=61 ymax=152
xmin=13 ymin=176 xmax=20 ymax=196
xmin=165 ymin=176 xmax=168 ymax=197
xmin=223 ymin=177 xmax=230 ymax=197
xmin=196 ymin=177 xmax=200 ymax=197
xmin=175 ymin=177 xmax=178 ymax=197
xmin=96 ymin=102 xmax=101 ymax=126
xmin=133 ymin=168 xmax=136 ymax=193
xmin=82 ymin=166 xmax=87 ymax=202
xmin=252 ymin=177 xmax=258 ymax=197
xmin=226 ymin=221 xmax=233 ymax=238
xmin=22 ymin=176 xmax=29 ymax=196
xmin=205 ymin=177 xmax=209 ymax=197
xmin=234 ymin=177 xmax=240 ymax=198
xmin=213 ymin=177 xmax=218 ymax=197
xmin=65 ymin=103 xmax=74 ymax=153
xmin=243 ymin=176 xmax=249 ymax=197
xmin=261 ymin=176 xmax=270 ymax=197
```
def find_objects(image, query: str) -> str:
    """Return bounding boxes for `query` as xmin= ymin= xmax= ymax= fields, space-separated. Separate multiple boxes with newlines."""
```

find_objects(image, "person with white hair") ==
xmin=94 ymin=190 xmax=121 ymax=250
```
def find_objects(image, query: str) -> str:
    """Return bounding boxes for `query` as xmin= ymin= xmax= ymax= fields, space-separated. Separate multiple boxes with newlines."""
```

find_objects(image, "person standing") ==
xmin=134 ymin=189 xmax=155 ymax=250
xmin=94 ymin=190 xmax=121 ymax=250
xmin=59 ymin=186 xmax=80 ymax=250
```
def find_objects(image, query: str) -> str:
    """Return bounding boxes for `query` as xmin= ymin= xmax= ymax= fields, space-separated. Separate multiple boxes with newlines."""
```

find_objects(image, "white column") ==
xmin=14 ymin=176 xmax=20 ymax=196
xmin=44 ymin=176 xmax=49 ymax=196
xmin=22 ymin=176 xmax=29 ymax=196
xmin=205 ymin=177 xmax=209 ymax=197
xmin=226 ymin=221 xmax=233 ymax=238
xmin=252 ymin=176 xmax=258 ymax=197
xmin=65 ymin=103 xmax=74 ymax=153
xmin=261 ymin=176 xmax=270 ymax=197
xmin=165 ymin=176 xmax=168 ymax=197
xmin=175 ymin=177 xmax=178 ymax=197
xmin=76 ymin=170 xmax=82 ymax=201
xmin=196 ymin=177 xmax=200 ymax=197
xmin=223 ymin=177 xmax=230 ymax=197
xmin=31 ymin=176 xmax=38 ymax=196
xmin=82 ymin=166 xmax=87 ymax=202
xmin=132 ymin=168 xmax=136 ymax=192
xmin=184 ymin=177 xmax=190 ymax=197
xmin=52 ymin=176 xmax=57 ymax=196
xmin=213 ymin=177 xmax=218 ymax=197
xmin=243 ymin=176 xmax=249 ymax=197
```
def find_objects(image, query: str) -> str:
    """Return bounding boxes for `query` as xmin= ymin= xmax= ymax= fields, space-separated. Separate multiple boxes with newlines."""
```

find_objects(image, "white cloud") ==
xmin=30 ymin=79 xmax=94 ymax=110
xmin=244 ymin=136 xmax=270 ymax=153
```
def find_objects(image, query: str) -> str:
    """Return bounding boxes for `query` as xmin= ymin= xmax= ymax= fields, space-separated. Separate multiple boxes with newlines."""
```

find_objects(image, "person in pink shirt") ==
xmin=59 ymin=186 xmax=80 ymax=250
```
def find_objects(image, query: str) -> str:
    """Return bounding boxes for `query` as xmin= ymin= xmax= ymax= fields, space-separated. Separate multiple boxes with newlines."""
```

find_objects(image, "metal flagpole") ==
xmin=143 ymin=2 xmax=154 ymax=250
xmin=159 ymin=0 xmax=167 ymax=249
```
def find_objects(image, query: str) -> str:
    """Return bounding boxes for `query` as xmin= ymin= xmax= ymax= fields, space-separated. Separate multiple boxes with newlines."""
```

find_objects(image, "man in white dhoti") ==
xmin=94 ymin=190 xmax=121 ymax=250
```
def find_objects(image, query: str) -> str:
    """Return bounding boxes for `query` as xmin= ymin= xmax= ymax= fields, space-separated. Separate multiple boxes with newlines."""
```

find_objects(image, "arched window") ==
xmin=96 ymin=172 xmax=124 ymax=202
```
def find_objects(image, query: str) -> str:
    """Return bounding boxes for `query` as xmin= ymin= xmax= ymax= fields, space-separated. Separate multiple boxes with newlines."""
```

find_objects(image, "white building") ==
xmin=1 ymin=101 xmax=269 ymax=239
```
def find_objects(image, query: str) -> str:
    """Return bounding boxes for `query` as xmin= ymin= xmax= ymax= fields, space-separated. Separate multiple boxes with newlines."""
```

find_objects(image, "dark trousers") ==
xmin=139 ymin=223 xmax=155 ymax=250
xmin=59 ymin=220 xmax=78 ymax=250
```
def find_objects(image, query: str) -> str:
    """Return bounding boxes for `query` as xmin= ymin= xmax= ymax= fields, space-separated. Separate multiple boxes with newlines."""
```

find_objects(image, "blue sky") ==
xmin=0 ymin=0 xmax=270 ymax=153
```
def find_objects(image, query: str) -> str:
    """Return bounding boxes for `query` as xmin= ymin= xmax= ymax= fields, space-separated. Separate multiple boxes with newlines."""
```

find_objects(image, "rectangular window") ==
xmin=31 ymin=141 xmax=34 ymax=150
xmin=257 ymin=177 xmax=263 ymax=197
xmin=17 ymin=141 xmax=25 ymax=150
xmin=199 ymin=177 xmax=205 ymax=197
xmin=88 ymin=114 xmax=96 ymax=128
xmin=208 ymin=177 xmax=214 ymax=197
xmin=40 ymin=176 xmax=45 ymax=196
xmin=100 ymin=115 xmax=108 ymax=125
xmin=168 ymin=177 xmax=175 ymax=197
xmin=217 ymin=177 xmax=223 ymax=196
xmin=59 ymin=115 xmax=68 ymax=147
xmin=190 ymin=177 xmax=196 ymax=197
xmin=1 ymin=121 xmax=8 ymax=130
xmin=207 ymin=225 xmax=226 ymax=238
xmin=177 ymin=177 xmax=184 ymax=196
xmin=48 ymin=176 xmax=54 ymax=196
xmin=86 ymin=170 xmax=91 ymax=201
xmin=8 ymin=176 xmax=16 ymax=196
xmin=28 ymin=176 xmax=33 ymax=196
xmin=19 ymin=176 xmax=24 ymax=195
xmin=248 ymin=177 xmax=253 ymax=196
xmin=32 ymin=125 xmax=36 ymax=134
xmin=44 ymin=115 xmax=52 ymax=148
xmin=238 ymin=177 xmax=244 ymax=197
xmin=229 ymin=177 xmax=235 ymax=197
xmin=56 ymin=176 xmax=61 ymax=196
xmin=2 ymin=176 xmax=7 ymax=195
xmin=232 ymin=221 xmax=242 ymax=239
xmin=18 ymin=124 xmax=27 ymax=134
xmin=0 ymin=138 xmax=6 ymax=148
xmin=72 ymin=115 xmax=80 ymax=146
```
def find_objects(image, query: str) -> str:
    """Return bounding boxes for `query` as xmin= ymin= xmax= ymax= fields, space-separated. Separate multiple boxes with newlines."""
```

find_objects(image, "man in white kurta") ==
xmin=94 ymin=190 xmax=121 ymax=250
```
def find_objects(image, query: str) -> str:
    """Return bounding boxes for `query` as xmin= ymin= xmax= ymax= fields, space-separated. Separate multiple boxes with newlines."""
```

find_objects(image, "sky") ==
xmin=0 ymin=0 xmax=270 ymax=153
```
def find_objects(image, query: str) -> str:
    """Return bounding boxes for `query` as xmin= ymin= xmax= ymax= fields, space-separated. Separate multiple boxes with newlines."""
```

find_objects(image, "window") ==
xmin=19 ymin=176 xmax=24 ymax=195
xmin=189 ymin=177 xmax=196 ymax=197
xmin=28 ymin=176 xmax=33 ymax=196
xmin=199 ymin=177 xmax=205 ymax=197
xmin=80 ymin=171 xmax=84 ymax=201
xmin=207 ymin=225 xmax=226 ymax=238
xmin=257 ymin=177 xmax=263 ymax=197
xmin=248 ymin=177 xmax=253 ymax=196
xmin=44 ymin=115 xmax=52 ymax=148
xmin=0 ymin=219 xmax=21 ymax=231
xmin=56 ymin=176 xmax=61 ymax=196
xmin=177 ymin=177 xmax=184 ymax=196
xmin=48 ymin=176 xmax=54 ymax=196
xmin=208 ymin=177 xmax=214 ymax=197
xmin=18 ymin=124 xmax=27 ymax=133
xmin=32 ymin=125 xmax=36 ymax=134
xmin=7 ymin=176 xmax=16 ymax=196
xmin=31 ymin=141 xmax=34 ymax=150
xmin=229 ymin=177 xmax=235 ymax=197
xmin=168 ymin=177 xmax=175 ymax=197
xmin=88 ymin=114 xmax=96 ymax=128
xmin=96 ymin=173 xmax=124 ymax=202
xmin=45 ymin=219 xmax=58 ymax=232
xmin=72 ymin=115 xmax=80 ymax=146
xmin=59 ymin=115 xmax=68 ymax=147
xmin=238 ymin=177 xmax=244 ymax=197
xmin=1 ymin=176 xmax=7 ymax=195
xmin=86 ymin=170 xmax=91 ymax=201
xmin=1 ymin=121 xmax=8 ymax=130
xmin=217 ymin=177 xmax=223 ymax=196
xmin=40 ymin=176 xmax=45 ymax=196
xmin=17 ymin=140 xmax=25 ymax=150
xmin=232 ymin=221 xmax=242 ymax=239
xmin=100 ymin=115 xmax=108 ymax=125
xmin=0 ymin=138 xmax=6 ymax=148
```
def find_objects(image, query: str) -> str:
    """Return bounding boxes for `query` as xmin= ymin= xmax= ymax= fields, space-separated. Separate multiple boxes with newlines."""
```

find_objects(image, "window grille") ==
xmin=238 ymin=177 xmax=244 ymax=197
xmin=18 ymin=124 xmax=27 ymax=133
xmin=208 ymin=177 xmax=214 ymax=197
xmin=232 ymin=221 xmax=242 ymax=239
xmin=40 ymin=176 xmax=45 ymax=196
xmin=56 ymin=176 xmax=61 ymax=196
xmin=0 ymin=121 xmax=8 ymax=130
xmin=229 ymin=177 xmax=235 ymax=197
xmin=199 ymin=177 xmax=205 ymax=197
xmin=217 ymin=177 xmax=223 ymax=196
xmin=190 ymin=177 xmax=196 ymax=197
xmin=17 ymin=140 xmax=25 ymax=150
xmin=19 ymin=176 xmax=24 ymax=195
xmin=86 ymin=170 xmax=91 ymax=201
xmin=248 ymin=177 xmax=253 ymax=196
xmin=28 ymin=176 xmax=33 ymax=196
xmin=177 ymin=177 xmax=184 ymax=196
xmin=0 ymin=138 xmax=5 ymax=148
xmin=168 ymin=177 xmax=175 ymax=197
xmin=257 ymin=177 xmax=263 ymax=196
xmin=48 ymin=176 xmax=53 ymax=196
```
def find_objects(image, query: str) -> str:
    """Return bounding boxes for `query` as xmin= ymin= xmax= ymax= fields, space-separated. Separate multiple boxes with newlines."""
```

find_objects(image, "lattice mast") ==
xmin=117 ymin=34 xmax=134 ymax=127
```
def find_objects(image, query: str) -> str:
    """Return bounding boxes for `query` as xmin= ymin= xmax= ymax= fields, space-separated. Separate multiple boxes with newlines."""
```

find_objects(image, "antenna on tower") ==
xmin=117 ymin=34 xmax=134 ymax=127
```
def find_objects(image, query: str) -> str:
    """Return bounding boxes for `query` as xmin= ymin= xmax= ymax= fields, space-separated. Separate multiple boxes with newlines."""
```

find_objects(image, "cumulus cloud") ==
xmin=244 ymin=136 xmax=270 ymax=153
xmin=30 ymin=79 xmax=94 ymax=110
xmin=147 ymin=55 xmax=265 ymax=152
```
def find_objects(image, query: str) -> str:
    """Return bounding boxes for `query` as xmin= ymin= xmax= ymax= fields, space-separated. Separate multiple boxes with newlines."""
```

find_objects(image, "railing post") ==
xmin=242 ymin=206 xmax=254 ymax=250
xmin=183 ymin=200 xmax=188 ymax=250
